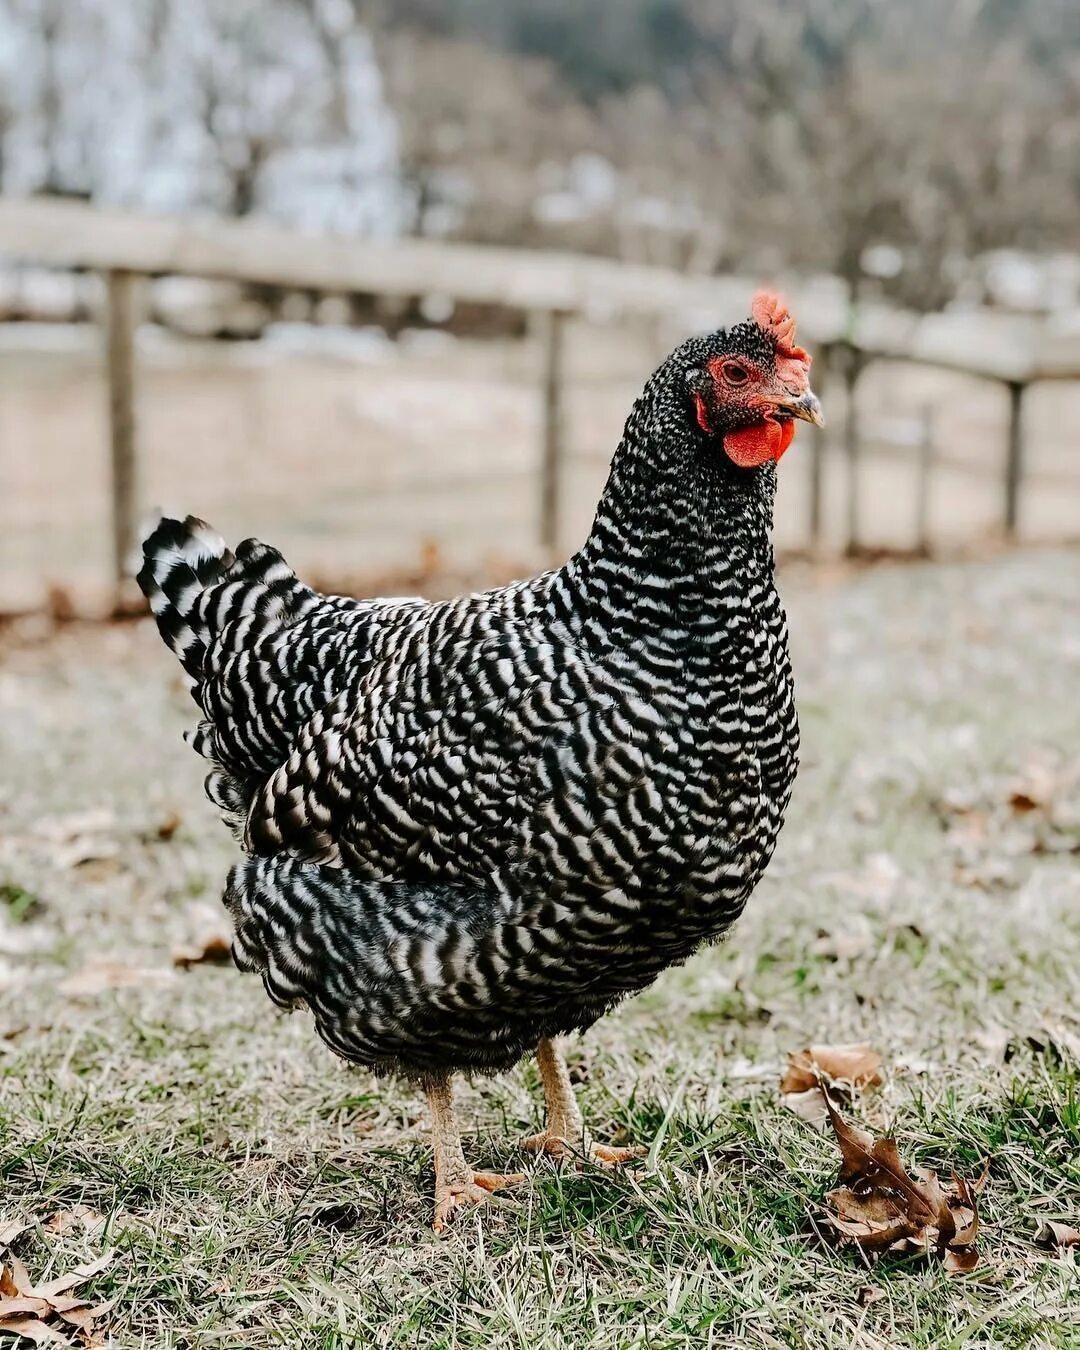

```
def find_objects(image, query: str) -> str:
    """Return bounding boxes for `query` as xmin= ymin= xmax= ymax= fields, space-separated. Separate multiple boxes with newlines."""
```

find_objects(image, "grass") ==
xmin=1 ymin=549 xmax=1078 ymax=1347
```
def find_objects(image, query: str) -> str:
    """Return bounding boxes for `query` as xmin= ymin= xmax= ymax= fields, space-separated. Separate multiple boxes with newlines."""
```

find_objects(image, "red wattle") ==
xmin=723 ymin=418 xmax=787 ymax=468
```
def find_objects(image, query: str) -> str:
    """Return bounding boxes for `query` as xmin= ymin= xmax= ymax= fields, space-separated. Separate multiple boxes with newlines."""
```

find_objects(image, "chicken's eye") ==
xmin=722 ymin=361 xmax=750 ymax=386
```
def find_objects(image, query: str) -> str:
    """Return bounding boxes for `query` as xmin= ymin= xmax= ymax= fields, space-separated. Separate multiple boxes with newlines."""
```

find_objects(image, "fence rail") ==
xmin=1 ymin=196 xmax=1078 ymax=608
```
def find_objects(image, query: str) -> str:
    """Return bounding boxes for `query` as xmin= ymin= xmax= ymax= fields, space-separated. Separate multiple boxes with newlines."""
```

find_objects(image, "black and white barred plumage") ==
xmin=139 ymin=313 xmax=807 ymax=1080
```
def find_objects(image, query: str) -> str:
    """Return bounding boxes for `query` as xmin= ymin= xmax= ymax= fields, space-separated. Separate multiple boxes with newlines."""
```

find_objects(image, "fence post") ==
xmin=536 ymin=309 xmax=566 ymax=553
xmin=915 ymin=405 xmax=934 ymax=556
xmin=806 ymin=343 xmax=829 ymax=553
xmin=105 ymin=269 xmax=139 ymax=605
xmin=842 ymin=345 xmax=863 ymax=555
xmin=1004 ymin=380 xmax=1026 ymax=538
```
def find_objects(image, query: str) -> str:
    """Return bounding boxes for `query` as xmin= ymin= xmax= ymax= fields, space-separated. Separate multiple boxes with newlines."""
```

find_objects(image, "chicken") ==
xmin=137 ymin=292 xmax=822 ymax=1231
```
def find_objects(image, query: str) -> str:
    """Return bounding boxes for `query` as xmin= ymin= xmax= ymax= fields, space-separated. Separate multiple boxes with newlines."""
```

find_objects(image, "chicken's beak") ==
xmin=771 ymin=389 xmax=825 ymax=428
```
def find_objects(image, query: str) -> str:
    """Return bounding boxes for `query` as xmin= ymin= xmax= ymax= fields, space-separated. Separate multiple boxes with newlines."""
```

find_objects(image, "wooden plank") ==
xmin=105 ymin=269 xmax=138 ymax=600
xmin=0 ymin=196 xmax=753 ymax=327
xmin=536 ymin=311 xmax=566 ymax=552
xmin=6 ymin=200 xmax=1080 ymax=387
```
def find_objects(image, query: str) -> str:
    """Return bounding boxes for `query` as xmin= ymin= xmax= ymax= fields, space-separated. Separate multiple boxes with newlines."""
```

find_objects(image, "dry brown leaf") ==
xmin=172 ymin=934 xmax=232 ymax=970
xmin=32 ymin=809 xmax=115 ymax=841
xmin=32 ymin=1253 xmax=114 ymax=1303
xmin=0 ymin=1296 xmax=51 ymax=1318
xmin=0 ymin=1248 xmax=114 ymax=1348
xmin=154 ymin=811 xmax=182 ymax=841
xmin=57 ymin=961 xmax=176 ymax=998
xmin=53 ymin=1298 xmax=115 ymax=1334
xmin=6 ymin=1255 xmax=35 ymax=1297
xmin=810 ymin=927 xmax=873 ymax=961
xmin=28 ymin=810 xmax=120 ymax=874
xmin=820 ymin=1098 xmax=982 ymax=1274
xmin=943 ymin=1247 xmax=980 ymax=1274
xmin=171 ymin=902 xmax=234 ymax=971
xmin=825 ymin=1186 xmax=914 ymax=1250
xmin=782 ymin=1042 xmax=884 ymax=1094
xmin=0 ymin=1220 xmax=31 ymax=1250
xmin=781 ymin=1086 xmax=831 ymax=1130
xmin=43 ymin=1209 xmax=104 ymax=1239
xmin=857 ymin=1284 xmax=885 ymax=1308
xmin=1034 ymin=1220 xmax=1080 ymax=1250
xmin=0 ymin=1315 xmax=71 ymax=1345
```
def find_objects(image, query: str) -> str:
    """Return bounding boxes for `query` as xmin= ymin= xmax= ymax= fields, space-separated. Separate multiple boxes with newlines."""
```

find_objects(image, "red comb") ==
xmin=751 ymin=290 xmax=811 ymax=390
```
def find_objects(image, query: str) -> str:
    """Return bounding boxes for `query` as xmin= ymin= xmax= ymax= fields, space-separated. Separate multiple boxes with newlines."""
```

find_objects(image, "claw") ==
xmin=432 ymin=1171 xmax=525 ymax=1234
xmin=522 ymin=1129 xmax=646 ymax=1168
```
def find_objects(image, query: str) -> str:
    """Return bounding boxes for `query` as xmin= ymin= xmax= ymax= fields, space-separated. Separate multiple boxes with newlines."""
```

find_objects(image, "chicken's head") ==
xmin=683 ymin=291 xmax=823 ymax=469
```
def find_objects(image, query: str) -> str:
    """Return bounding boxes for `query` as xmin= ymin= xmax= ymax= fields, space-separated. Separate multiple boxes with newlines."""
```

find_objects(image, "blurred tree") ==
xmin=371 ymin=0 xmax=1080 ymax=309
xmin=0 ymin=0 xmax=406 ymax=232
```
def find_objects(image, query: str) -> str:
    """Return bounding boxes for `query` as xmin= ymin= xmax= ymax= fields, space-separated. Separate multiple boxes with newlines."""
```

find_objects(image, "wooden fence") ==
xmin=0 ymin=196 xmax=1077 ymax=605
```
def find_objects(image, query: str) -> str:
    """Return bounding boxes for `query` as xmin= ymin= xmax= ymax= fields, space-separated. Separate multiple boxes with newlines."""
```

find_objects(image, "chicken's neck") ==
xmin=550 ymin=382 xmax=778 ymax=648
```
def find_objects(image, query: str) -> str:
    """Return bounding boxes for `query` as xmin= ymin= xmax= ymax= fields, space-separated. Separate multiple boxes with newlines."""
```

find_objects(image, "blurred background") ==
xmin=1 ymin=0 xmax=1079 ymax=612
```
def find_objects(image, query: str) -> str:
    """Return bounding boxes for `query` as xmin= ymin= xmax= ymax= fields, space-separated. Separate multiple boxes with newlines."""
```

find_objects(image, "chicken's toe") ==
xmin=472 ymin=1169 xmax=526 ymax=1193
xmin=521 ymin=1128 xmax=575 ymax=1160
xmin=522 ymin=1129 xmax=645 ymax=1168
xmin=588 ymin=1143 xmax=647 ymax=1167
xmin=432 ymin=1171 xmax=524 ymax=1233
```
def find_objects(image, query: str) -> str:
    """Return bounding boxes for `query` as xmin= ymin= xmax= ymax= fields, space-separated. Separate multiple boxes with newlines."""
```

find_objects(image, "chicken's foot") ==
xmin=522 ymin=1037 xmax=646 ymax=1166
xmin=425 ymin=1074 xmax=524 ymax=1233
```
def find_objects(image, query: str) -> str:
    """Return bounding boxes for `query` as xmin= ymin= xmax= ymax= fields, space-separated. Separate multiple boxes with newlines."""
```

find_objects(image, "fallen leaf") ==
xmin=171 ymin=902 xmax=234 ymax=969
xmin=57 ymin=961 xmax=176 ymax=998
xmin=154 ymin=811 xmax=182 ymax=841
xmin=0 ymin=1316 xmax=70 ymax=1345
xmin=0 ymin=1297 xmax=51 ymax=1319
xmin=32 ymin=809 xmax=115 ymax=840
xmin=782 ymin=1042 xmax=884 ymax=1094
xmin=43 ymin=1208 xmax=104 ymax=1239
xmin=1007 ymin=760 xmax=1057 ymax=814
xmin=810 ymin=927 xmax=873 ymax=961
xmin=0 ymin=1248 xmax=114 ymax=1348
xmin=825 ymin=1185 xmax=913 ymax=1250
xmin=781 ymin=1087 xmax=830 ymax=1130
xmin=1034 ymin=1220 xmax=1080 ymax=1250
xmin=28 ymin=810 xmax=120 ymax=873
xmin=4 ymin=1256 xmax=34 ymax=1297
xmin=172 ymin=934 xmax=232 ymax=970
xmin=974 ymin=1023 xmax=1011 ymax=1065
xmin=944 ymin=1247 xmax=980 ymax=1274
xmin=0 ymin=1220 xmax=31 ymax=1250
xmin=857 ymin=1284 xmax=885 ymax=1307
xmin=34 ymin=1252 xmax=114 ymax=1303
xmin=819 ymin=1098 xmax=982 ymax=1274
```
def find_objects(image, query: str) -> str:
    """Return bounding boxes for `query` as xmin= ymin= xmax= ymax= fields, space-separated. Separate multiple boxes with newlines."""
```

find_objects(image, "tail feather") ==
xmin=137 ymin=515 xmax=232 ymax=683
xmin=138 ymin=513 xmax=327 ymax=835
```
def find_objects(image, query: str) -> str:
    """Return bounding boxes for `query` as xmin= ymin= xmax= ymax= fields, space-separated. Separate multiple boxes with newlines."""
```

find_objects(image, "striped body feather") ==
xmin=140 ymin=327 xmax=800 ymax=1078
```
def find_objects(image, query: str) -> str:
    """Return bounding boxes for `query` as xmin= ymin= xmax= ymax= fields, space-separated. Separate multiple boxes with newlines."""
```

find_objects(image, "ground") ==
xmin=0 ymin=549 xmax=1078 ymax=1348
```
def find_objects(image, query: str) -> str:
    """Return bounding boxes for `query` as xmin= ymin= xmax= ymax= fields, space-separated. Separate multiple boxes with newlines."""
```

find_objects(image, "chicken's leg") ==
xmin=425 ymin=1075 xmax=524 ymax=1233
xmin=521 ymin=1037 xmax=646 ymax=1166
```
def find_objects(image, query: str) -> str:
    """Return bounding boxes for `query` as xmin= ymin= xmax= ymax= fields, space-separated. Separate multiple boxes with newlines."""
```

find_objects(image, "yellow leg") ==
xmin=521 ymin=1037 xmax=646 ymax=1166
xmin=425 ymin=1075 xmax=524 ymax=1234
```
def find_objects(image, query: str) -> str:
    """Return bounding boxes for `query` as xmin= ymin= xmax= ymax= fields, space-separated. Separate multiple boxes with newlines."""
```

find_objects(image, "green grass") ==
xmin=1 ymin=550 xmax=1078 ymax=1347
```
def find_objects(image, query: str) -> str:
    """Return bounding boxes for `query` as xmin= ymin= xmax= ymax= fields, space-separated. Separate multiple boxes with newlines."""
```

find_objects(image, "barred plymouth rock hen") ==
xmin=138 ymin=292 xmax=822 ymax=1231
